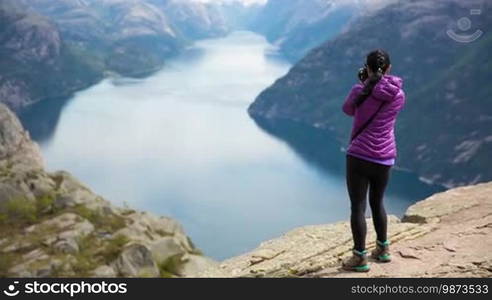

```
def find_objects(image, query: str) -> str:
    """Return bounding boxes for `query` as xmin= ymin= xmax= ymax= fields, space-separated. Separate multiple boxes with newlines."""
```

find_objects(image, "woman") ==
xmin=341 ymin=49 xmax=405 ymax=272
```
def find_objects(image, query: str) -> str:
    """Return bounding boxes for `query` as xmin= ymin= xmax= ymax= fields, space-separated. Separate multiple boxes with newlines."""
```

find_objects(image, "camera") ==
xmin=358 ymin=66 xmax=368 ymax=82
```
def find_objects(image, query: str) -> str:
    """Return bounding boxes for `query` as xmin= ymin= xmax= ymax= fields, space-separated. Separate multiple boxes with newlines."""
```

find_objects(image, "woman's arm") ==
xmin=342 ymin=84 xmax=363 ymax=116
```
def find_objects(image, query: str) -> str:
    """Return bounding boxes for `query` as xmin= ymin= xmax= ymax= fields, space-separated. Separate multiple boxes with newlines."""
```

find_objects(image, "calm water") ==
xmin=20 ymin=31 xmax=443 ymax=260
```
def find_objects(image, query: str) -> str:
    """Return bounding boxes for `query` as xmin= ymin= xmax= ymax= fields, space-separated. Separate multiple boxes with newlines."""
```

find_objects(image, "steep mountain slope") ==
xmin=0 ymin=0 xmax=242 ymax=111
xmin=151 ymin=0 xmax=228 ymax=39
xmin=17 ymin=0 xmax=205 ymax=77
xmin=249 ymin=0 xmax=394 ymax=61
xmin=249 ymin=0 xmax=492 ymax=187
xmin=0 ymin=0 xmax=102 ymax=110
xmin=0 ymin=103 xmax=216 ymax=277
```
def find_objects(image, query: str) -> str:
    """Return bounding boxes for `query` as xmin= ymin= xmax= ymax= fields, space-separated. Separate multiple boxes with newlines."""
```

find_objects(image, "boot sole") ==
xmin=372 ymin=254 xmax=391 ymax=262
xmin=343 ymin=264 xmax=370 ymax=272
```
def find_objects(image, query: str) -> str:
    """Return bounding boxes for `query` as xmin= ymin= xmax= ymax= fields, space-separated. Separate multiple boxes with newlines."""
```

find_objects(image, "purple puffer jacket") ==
xmin=342 ymin=75 xmax=405 ymax=160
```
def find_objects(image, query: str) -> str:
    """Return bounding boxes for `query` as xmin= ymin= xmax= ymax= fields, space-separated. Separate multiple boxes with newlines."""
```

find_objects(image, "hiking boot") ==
xmin=342 ymin=249 xmax=370 ymax=272
xmin=371 ymin=240 xmax=391 ymax=262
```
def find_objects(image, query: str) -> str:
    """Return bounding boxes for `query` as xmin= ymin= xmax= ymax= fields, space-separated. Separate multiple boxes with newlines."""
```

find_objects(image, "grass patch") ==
xmin=158 ymin=255 xmax=182 ymax=278
xmin=100 ymin=234 xmax=129 ymax=264
xmin=0 ymin=193 xmax=56 ymax=227
xmin=0 ymin=253 xmax=17 ymax=278
xmin=0 ymin=197 xmax=37 ymax=224
xmin=72 ymin=205 xmax=126 ymax=232
xmin=71 ymin=234 xmax=102 ymax=276
xmin=71 ymin=234 xmax=129 ymax=276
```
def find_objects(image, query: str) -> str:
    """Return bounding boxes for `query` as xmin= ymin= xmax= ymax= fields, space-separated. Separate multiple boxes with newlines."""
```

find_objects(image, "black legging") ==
xmin=346 ymin=154 xmax=391 ymax=252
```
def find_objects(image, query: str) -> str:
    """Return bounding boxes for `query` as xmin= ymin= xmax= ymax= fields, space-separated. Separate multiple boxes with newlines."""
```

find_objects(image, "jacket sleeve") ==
xmin=395 ymin=89 xmax=406 ymax=111
xmin=372 ymin=76 xmax=402 ymax=102
xmin=342 ymin=84 xmax=362 ymax=116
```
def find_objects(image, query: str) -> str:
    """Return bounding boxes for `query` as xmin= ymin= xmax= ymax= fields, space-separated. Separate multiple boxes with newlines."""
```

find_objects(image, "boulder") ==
xmin=53 ymin=238 xmax=79 ymax=254
xmin=0 ymin=103 xmax=43 ymax=170
xmin=179 ymin=254 xmax=218 ymax=277
xmin=149 ymin=237 xmax=185 ymax=265
xmin=91 ymin=265 xmax=117 ymax=278
xmin=113 ymin=244 xmax=159 ymax=277
xmin=51 ymin=171 xmax=107 ymax=211
xmin=402 ymin=183 xmax=491 ymax=224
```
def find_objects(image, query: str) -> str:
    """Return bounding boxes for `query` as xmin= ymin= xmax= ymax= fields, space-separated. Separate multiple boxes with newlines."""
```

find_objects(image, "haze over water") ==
xmin=21 ymin=31 xmax=442 ymax=260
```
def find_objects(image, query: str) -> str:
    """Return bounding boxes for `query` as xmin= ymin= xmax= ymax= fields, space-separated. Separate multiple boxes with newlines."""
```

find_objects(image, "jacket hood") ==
xmin=372 ymin=75 xmax=403 ymax=102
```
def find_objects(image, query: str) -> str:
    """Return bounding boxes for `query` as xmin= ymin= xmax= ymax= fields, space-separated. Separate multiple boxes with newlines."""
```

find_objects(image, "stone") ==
xmin=91 ymin=266 xmax=117 ymax=278
xmin=53 ymin=238 xmax=79 ymax=254
xmin=23 ymin=248 xmax=49 ymax=261
xmin=51 ymin=171 xmax=106 ymax=210
xmin=398 ymin=249 xmax=420 ymax=260
xmin=442 ymin=241 xmax=457 ymax=253
xmin=8 ymin=249 xmax=50 ymax=277
xmin=115 ymin=211 xmax=184 ymax=243
xmin=178 ymin=254 xmax=218 ymax=277
xmin=402 ymin=183 xmax=490 ymax=223
xmin=57 ymin=220 xmax=94 ymax=240
xmin=149 ymin=237 xmax=185 ymax=265
xmin=25 ymin=212 xmax=94 ymax=243
xmin=113 ymin=244 xmax=159 ymax=277
xmin=0 ymin=104 xmax=43 ymax=170
xmin=26 ymin=213 xmax=79 ymax=233
xmin=2 ymin=240 xmax=33 ymax=253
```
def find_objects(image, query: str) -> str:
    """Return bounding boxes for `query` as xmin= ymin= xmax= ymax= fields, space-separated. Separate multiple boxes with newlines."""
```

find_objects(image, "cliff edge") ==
xmin=2 ymin=101 xmax=490 ymax=278
xmin=196 ymin=182 xmax=492 ymax=278
xmin=0 ymin=103 xmax=217 ymax=277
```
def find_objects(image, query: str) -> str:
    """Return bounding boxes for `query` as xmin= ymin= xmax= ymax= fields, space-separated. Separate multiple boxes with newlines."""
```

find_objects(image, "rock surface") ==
xmin=195 ymin=182 xmax=492 ymax=278
xmin=0 ymin=0 xmax=102 ymax=111
xmin=0 ymin=104 xmax=216 ymax=277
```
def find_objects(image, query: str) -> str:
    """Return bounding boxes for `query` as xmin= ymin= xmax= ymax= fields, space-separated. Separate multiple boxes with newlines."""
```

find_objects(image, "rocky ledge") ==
xmin=0 ymin=103 xmax=217 ymax=277
xmin=196 ymin=182 xmax=492 ymax=278
xmin=1 ymin=101 xmax=490 ymax=278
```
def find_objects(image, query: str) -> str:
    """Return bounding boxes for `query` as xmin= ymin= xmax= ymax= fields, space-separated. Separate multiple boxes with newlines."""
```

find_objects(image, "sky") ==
xmin=194 ymin=0 xmax=267 ymax=5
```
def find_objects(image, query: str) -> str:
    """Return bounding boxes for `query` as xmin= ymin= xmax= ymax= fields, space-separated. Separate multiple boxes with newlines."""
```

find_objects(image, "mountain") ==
xmin=213 ymin=1 xmax=264 ymax=31
xmin=0 ymin=103 xmax=216 ymax=277
xmin=0 ymin=0 xmax=243 ymax=111
xmin=151 ymin=0 xmax=228 ymax=39
xmin=16 ymin=0 xmax=226 ymax=77
xmin=249 ymin=0 xmax=393 ymax=61
xmin=249 ymin=0 xmax=492 ymax=188
xmin=0 ymin=0 xmax=102 ymax=111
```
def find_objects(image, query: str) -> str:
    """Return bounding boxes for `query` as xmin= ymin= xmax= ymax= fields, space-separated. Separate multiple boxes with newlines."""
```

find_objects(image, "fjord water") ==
xmin=20 ymin=31 xmax=442 ymax=260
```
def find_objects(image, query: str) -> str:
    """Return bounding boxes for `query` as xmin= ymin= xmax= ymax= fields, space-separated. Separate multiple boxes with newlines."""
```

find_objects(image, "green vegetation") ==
xmin=0 ymin=184 xmax=127 ymax=277
xmin=0 ymin=197 xmax=37 ymax=223
xmin=72 ymin=234 xmax=129 ymax=276
xmin=158 ymin=255 xmax=182 ymax=278
xmin=72 ymin=204 xmax=126 ymax=232
xmin=100 ymin=234 xmax=129 ymax=264
xmin=0 ymin=253 xmax=16 ymax=278
xmin=0 ymin=193 xmax=55 ymax=226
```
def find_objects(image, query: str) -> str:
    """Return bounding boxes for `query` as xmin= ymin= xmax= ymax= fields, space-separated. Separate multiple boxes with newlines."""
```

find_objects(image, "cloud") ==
xmin=193 ymin=0 xmax=267 ymax=5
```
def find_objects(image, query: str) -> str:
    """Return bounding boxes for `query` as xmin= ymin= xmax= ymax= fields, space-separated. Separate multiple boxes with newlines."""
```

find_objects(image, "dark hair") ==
xmin=354 ymin=49 xmax=391 ymax=106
